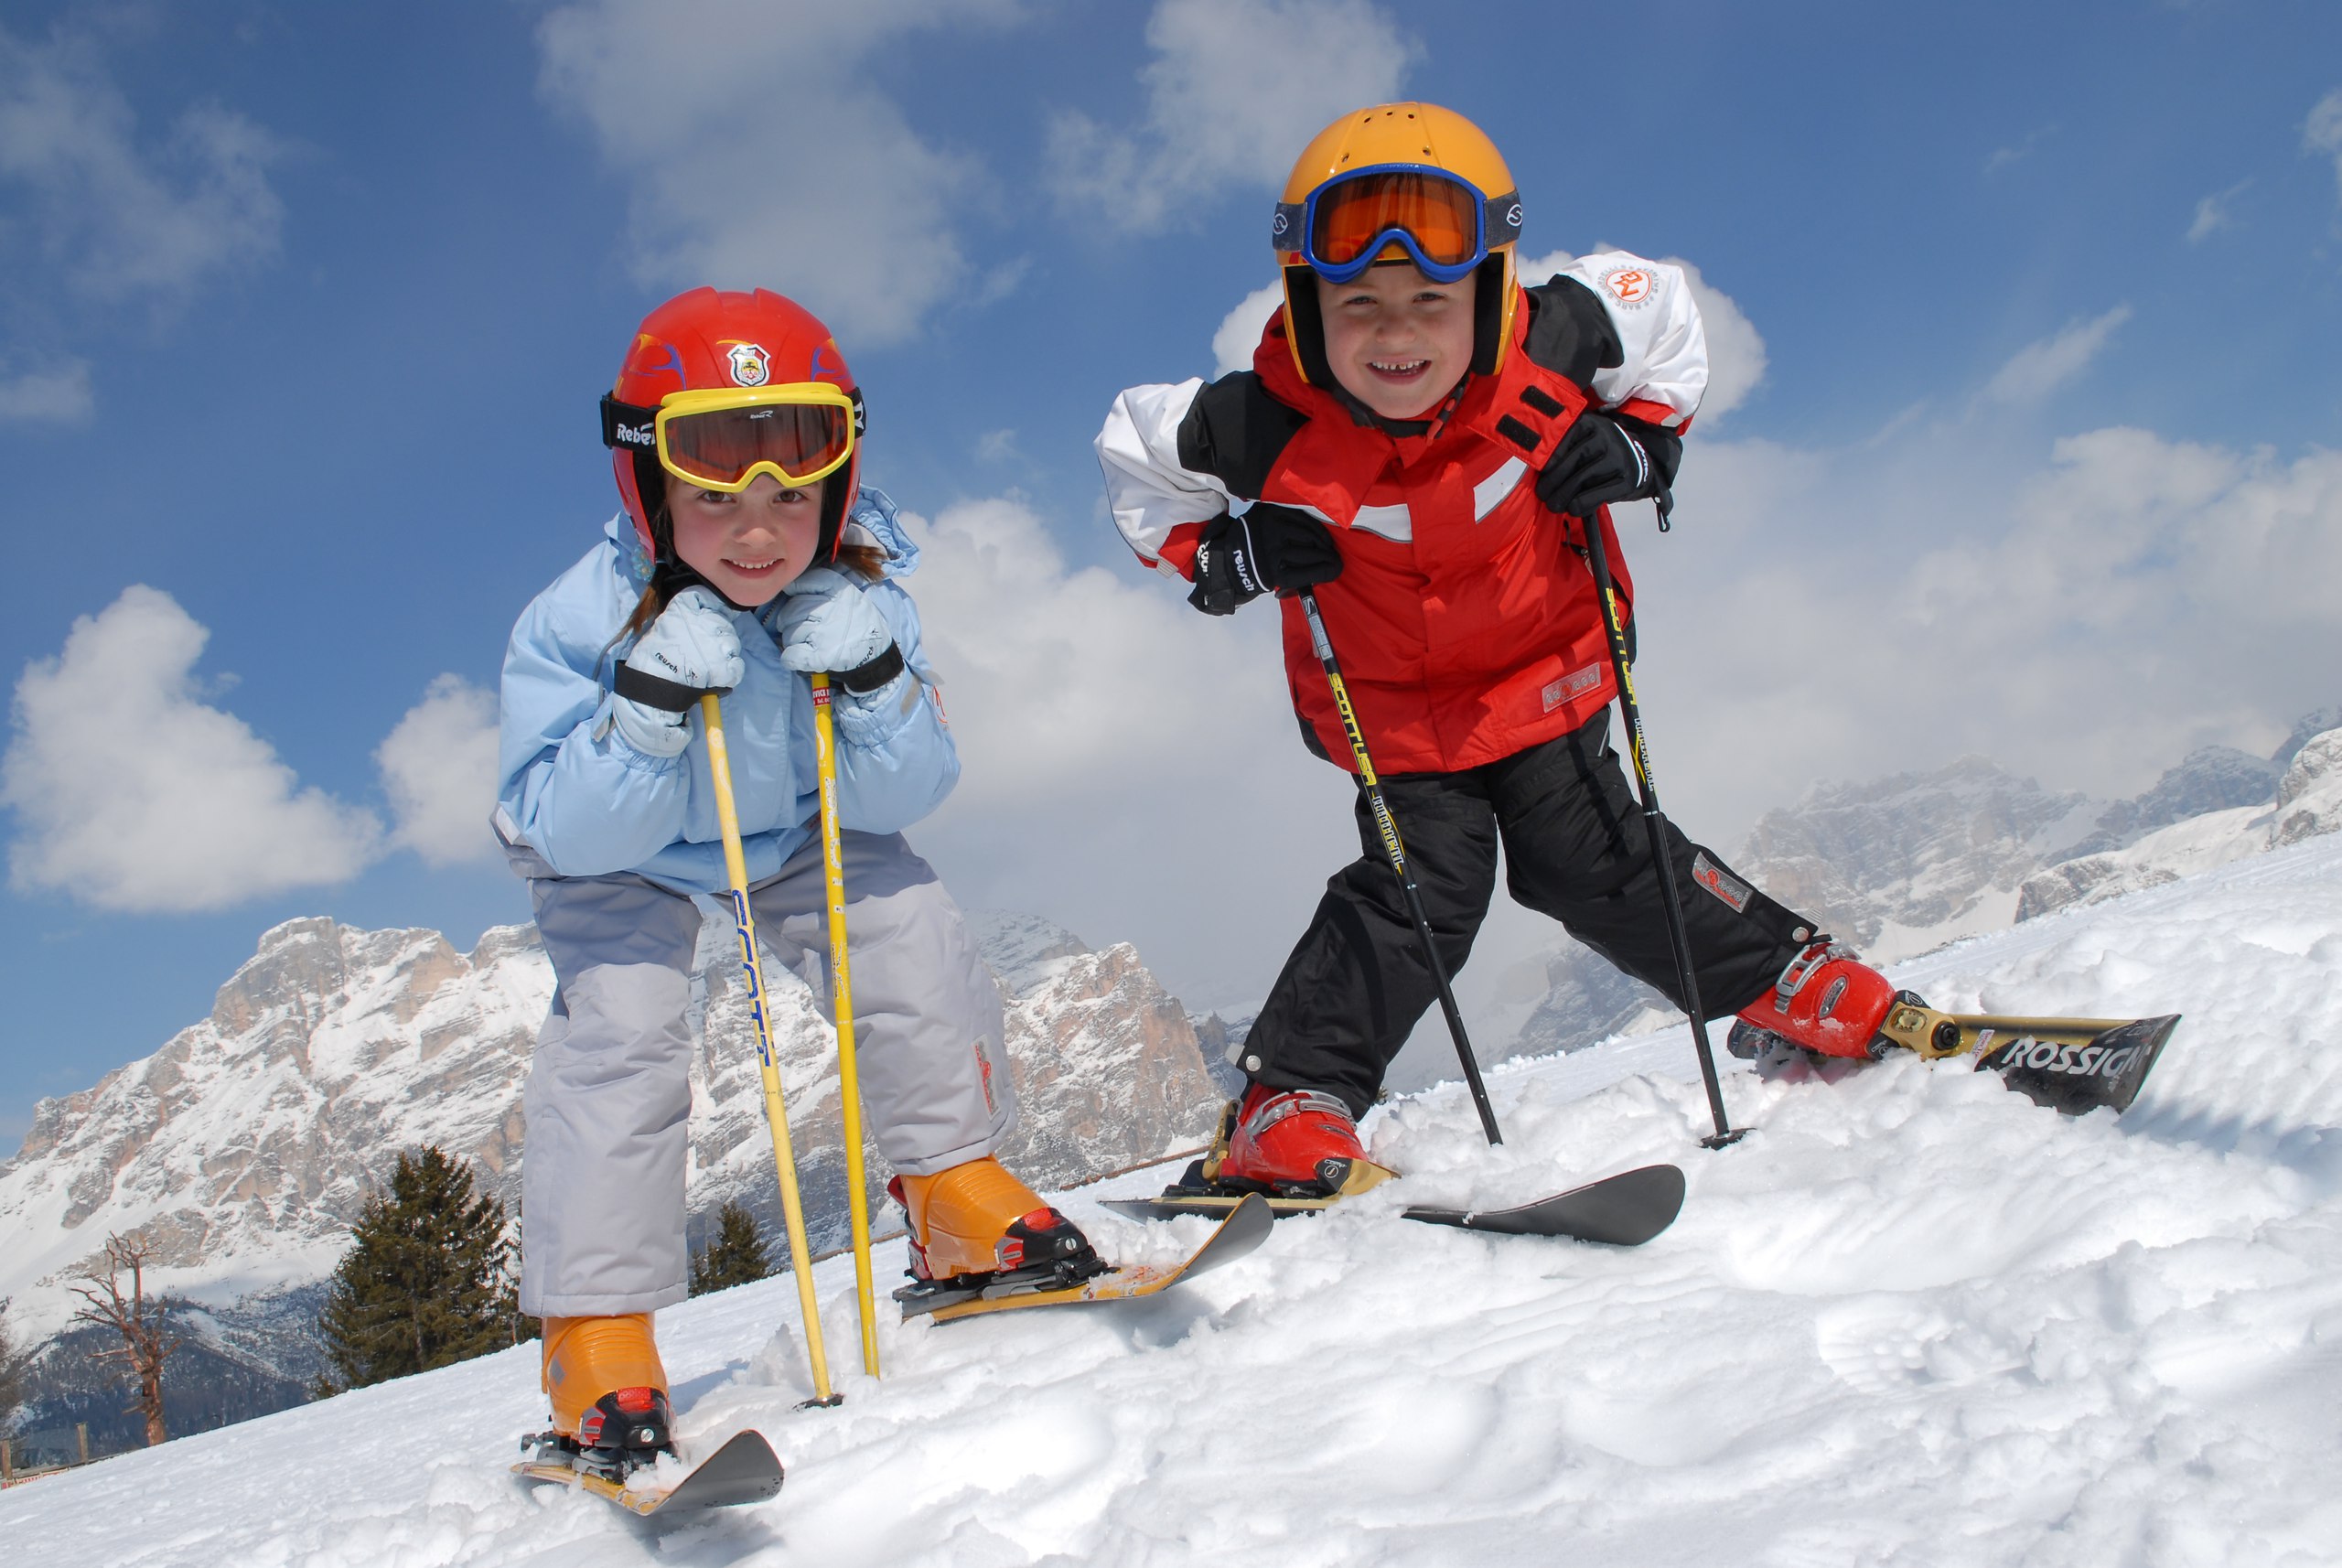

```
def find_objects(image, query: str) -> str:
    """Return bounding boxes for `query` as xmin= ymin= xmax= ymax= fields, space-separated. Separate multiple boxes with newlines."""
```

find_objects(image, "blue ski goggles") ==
xmin=1273 ymin=166 xmax=1522 ymax=285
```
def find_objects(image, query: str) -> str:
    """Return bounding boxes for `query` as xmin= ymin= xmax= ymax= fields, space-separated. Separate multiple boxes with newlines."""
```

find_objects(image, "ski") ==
xmin=1401 ymin=1163 xmax=1685 ymax=1244
xmin=901 ymin=1191 xmax=1273 ymax=1324
xmin=511 ymin=1427 xmax=783 ymax=1519
xmin=1107 ymin=1163 xmax=1686 ymax=1247
xmin=1874 ymin=1004 xmax=2181 ymax=1115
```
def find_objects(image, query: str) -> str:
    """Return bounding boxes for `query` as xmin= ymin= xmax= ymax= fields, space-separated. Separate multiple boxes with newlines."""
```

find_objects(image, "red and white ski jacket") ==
xmin=1098 ymin=252 xmax=1708 ymax=775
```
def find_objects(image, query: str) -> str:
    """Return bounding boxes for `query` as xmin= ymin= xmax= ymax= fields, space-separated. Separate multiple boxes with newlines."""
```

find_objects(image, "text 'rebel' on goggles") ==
xmin=600 ymin=383 xmax=863 ymax=492
xmin=1273 ymin=166 xmax=1523 ymax=285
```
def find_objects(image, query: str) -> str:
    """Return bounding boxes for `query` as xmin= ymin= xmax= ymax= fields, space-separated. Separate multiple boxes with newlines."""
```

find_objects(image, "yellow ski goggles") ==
xmin=601 ymin=382 xmax=861 ymax=492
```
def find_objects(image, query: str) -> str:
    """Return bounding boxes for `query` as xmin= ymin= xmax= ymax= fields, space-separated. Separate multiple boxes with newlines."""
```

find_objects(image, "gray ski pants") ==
xmin=511 ymin=830 xmax=1013 ymax=1316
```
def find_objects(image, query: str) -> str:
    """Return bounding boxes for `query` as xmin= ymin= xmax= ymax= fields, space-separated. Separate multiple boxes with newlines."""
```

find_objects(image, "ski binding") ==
xmin=1100 ymin=1153 xmax=1397 ymax=1223
xmin=900 ymin=1191 xmax=1273 ymax=1324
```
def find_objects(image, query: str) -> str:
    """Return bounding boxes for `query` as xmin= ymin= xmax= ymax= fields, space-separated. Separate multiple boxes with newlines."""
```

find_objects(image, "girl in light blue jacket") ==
xmin=495 ymin=288 xmax=1100 ymax=1474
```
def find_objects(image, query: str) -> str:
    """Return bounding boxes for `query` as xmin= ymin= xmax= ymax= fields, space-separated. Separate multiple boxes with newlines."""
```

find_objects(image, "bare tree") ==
xmin=70 ymin=1234 xmax=182 ymax=1448
xmin=0 ymin=1295 xmax=27 ymax=1433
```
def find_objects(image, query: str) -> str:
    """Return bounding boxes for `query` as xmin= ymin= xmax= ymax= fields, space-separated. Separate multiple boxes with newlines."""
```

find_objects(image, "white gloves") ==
xmin=775 ymin=567 xmax=897 ymax=680
xmin=609 ymin=586 xmax=744 ymax=757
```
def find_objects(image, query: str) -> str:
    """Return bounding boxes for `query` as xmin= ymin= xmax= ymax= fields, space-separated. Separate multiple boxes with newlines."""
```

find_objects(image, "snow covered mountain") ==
xmin=1494 ymin=714 xmax=2342 ymax=1063
xmin=1732 ymin=715 xmax=2338 ymax=958
xmin=0 ymin=908 xmax=1220 ymax=1383
xmin=2016 ymin=727 xmax=2342 ymax=920
xmin=4 ymin=835 xmax=2335 ymax=1563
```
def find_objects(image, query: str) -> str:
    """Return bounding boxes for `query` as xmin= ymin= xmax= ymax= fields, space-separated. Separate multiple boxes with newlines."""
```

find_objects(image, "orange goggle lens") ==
xmin=1311 ymin=170 xmax=1483 ymax=271
xmin=657 ymin=401 xmax=853 ymax=490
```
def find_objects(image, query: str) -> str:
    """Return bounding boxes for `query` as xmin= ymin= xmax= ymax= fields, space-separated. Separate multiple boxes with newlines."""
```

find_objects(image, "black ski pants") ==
xmin=1243 ymin=710 xmax=1816 ymax=1117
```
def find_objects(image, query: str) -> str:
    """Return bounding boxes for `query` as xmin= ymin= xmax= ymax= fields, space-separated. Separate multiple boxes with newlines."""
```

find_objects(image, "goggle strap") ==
xmin=602 ymin=394 xmax=661 ymax=453
xmin=1485 ymin=189 xmax=1522 ymax=247
xmin=1272 ymin=200 xmax=1306 ymax=251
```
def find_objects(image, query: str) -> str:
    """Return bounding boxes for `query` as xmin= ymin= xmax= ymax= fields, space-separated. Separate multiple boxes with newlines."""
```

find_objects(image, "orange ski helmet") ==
xmin=1273 ymin=103 xmax=1523 ymax=384
xmin=600 ymin=287 xmax=865 ymax=565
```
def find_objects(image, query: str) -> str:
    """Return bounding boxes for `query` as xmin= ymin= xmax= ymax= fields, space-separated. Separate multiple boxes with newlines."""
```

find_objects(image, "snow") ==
xmin=5 ymin=838 xmax=2340 ymax=1564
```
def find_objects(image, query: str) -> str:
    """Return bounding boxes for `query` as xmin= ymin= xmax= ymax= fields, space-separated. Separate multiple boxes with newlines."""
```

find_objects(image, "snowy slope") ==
xmin=5 ymin=837 xmax=2338 ymax=1565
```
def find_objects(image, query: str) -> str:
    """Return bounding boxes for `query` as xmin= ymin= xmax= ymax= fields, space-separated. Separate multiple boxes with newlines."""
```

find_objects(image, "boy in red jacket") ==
xmin=1096 ymin=102 xmax=1902 ymax=1192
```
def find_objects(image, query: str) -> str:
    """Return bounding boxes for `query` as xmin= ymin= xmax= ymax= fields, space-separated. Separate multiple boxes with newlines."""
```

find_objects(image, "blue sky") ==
xmin=1 ymin=0 xmax=2337 ymax=1145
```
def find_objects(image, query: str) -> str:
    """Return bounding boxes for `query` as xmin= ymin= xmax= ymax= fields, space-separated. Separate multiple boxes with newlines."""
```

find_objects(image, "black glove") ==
xmin=1186 ymin=504 xmax=1343 ymax=617
xmin=1534 ymin=412 xmax=1681 ymax=522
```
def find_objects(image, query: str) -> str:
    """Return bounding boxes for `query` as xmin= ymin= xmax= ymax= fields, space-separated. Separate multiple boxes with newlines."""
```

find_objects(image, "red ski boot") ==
xmin=1204 ymin=1083 xmax=1387 ymax=1198
xmin=1727 ymin=940 xmax=1908 ymax=1061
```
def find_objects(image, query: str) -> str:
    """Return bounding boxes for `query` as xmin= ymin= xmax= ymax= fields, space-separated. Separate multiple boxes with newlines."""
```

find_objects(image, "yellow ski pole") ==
xmin=698 ymin=693 xmax=841 ymax=1407
xmin=811 ymin=674 xmax=881 ymax=1379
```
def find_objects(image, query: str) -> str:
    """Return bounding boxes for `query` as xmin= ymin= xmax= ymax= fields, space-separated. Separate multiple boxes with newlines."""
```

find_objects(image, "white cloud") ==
xmin=1982 ymin=305 xmax=2132 ymax=405
xmin=1983 ymin=125 xmax=2057 ymax=175
xmin=1212 ymin=282 xmax=1285 ymax=377
xmin=0 ymin=359 xmax=92 ymax=424
xmin=0 ymin=26 xmax=284 ymax=305
xmin=535 ymin=1 xmax=1017 ymax=346
xmin=2186 ymin=178 xmax=2251 ymax=242
xmin=1617 ymin=423 xmax=2342 ymax=850
xmin=1663 ymin=256 xmax=1765 ymax=425
xmin=2 ymin=587 xmax=382 ymax=914
xmin=1049 ymin=0 xmax=1413 ymax=234
xmin=900 ymin=496 xmax=1357 ymax=1013
xmin=376 ymin=676 xmax=500 ymax=867
xmin=2306 ymin=88 xmax=2342 ymax=202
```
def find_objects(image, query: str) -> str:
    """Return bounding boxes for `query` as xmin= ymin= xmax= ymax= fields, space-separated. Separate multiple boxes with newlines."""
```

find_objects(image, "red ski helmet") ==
xmin=599 ymin=287 xmax=865 ymax=565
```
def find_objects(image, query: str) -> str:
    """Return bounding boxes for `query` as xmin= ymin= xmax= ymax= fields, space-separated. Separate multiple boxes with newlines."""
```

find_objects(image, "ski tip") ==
xmin=1984 ymin=1014 xmax=2181 ymax=1116
xmin=1402 ymin=1163 xmax=1686 ymax=1246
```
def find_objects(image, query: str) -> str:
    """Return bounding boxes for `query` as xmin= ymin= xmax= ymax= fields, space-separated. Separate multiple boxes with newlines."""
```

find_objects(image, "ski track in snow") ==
xmin=5 ymin=839 xmax=2340 ymax=1565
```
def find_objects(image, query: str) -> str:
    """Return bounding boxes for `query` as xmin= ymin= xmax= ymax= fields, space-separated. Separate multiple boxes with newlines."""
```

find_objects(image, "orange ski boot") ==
xmin=534 ymin=1312 xmax=672 ymax=1477
xmin=889 ymin=1155 xmax=1104 ymax=1305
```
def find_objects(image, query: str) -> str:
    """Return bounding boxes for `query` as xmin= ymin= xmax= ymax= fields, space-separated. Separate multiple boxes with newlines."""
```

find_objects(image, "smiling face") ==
xmin=1312 ymin=260 xmax=1477 ymax=421
xmin=665 ymin=474 xmax=825 ymax=607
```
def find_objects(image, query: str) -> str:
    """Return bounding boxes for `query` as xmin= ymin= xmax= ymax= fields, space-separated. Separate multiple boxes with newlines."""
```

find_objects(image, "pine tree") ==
xmin=315 ymin=1145 xmax=518 ymax=1394
xmin=689 ymin=1199 xmax=774 ymax=1296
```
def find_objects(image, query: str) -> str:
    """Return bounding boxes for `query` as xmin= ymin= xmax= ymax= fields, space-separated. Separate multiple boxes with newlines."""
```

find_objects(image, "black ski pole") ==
xmin=1295 ymin=587 xmax=1502 ymax=1146
xmin=1574 ymin=516 xmax=1744 ymax=1148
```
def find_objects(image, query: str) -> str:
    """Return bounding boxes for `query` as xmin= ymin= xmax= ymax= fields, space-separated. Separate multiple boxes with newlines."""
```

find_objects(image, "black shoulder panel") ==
xmin=1521 ymin=276 xmax=1624 ymax=386
xmin=1175 ymin=371 xmax=1310 ymax=501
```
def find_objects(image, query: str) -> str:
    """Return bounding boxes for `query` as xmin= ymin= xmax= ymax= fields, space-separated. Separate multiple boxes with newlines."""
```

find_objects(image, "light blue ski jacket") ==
xmin=494 ymin=488 xmax=957 ymax=895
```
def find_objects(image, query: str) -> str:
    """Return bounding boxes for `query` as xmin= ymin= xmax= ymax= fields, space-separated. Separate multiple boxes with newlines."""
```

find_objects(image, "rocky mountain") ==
xmin=1730 ymin=757 xmax=2098 ymax=960
xmin=0 ymin=906 xmax=1221 ymax=1450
